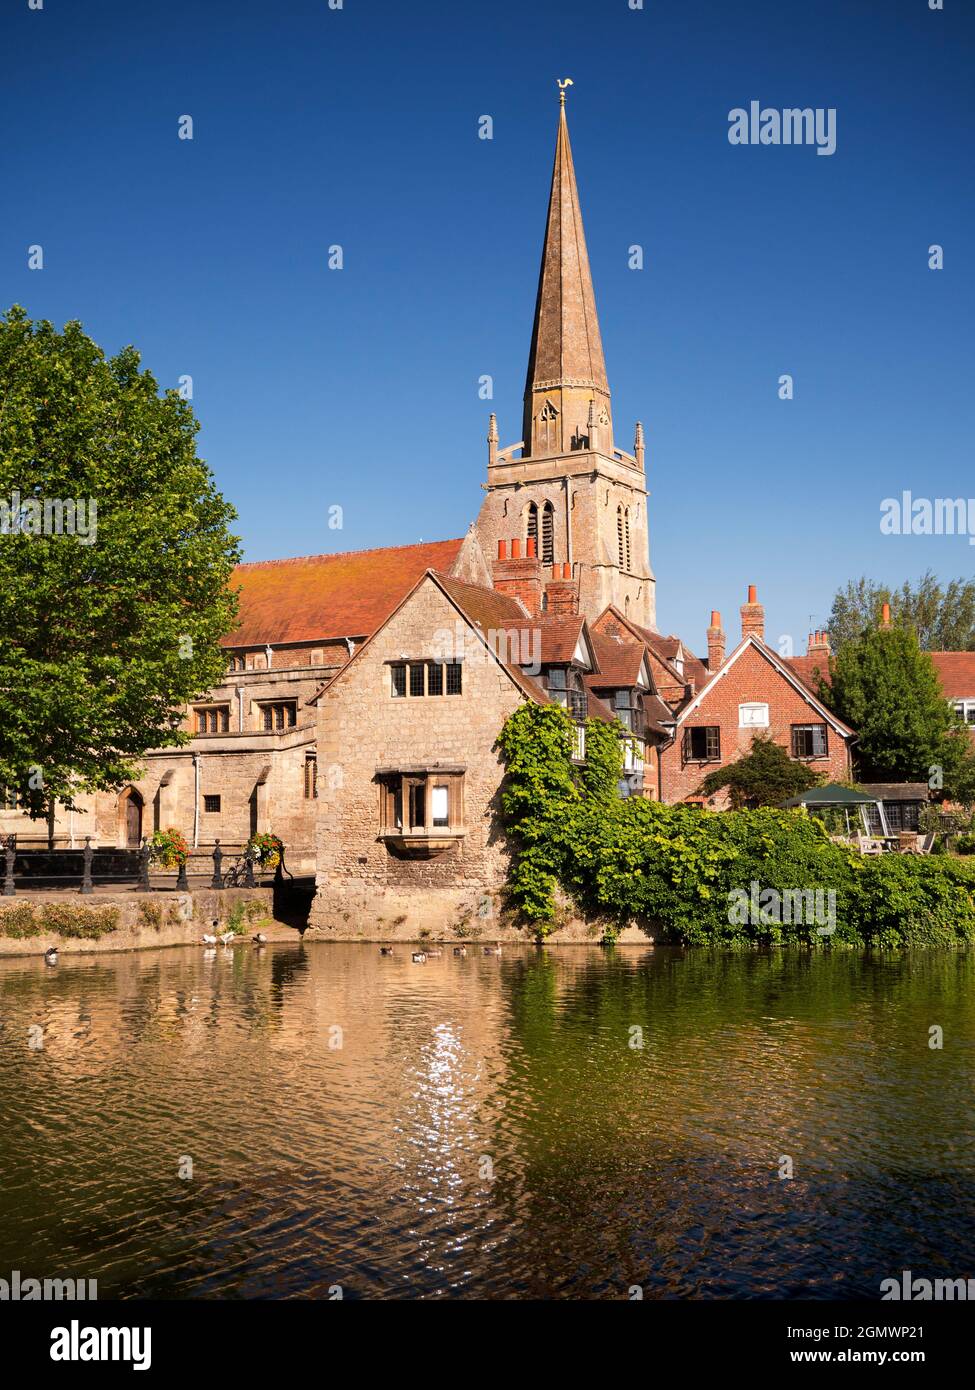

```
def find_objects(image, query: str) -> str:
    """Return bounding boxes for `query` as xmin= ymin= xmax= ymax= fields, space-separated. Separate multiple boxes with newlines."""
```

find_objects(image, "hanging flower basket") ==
xmin=149 ymin=828 xmax=189 ymax=869
xmin=247 ymin=832 xmax=283 ymax=869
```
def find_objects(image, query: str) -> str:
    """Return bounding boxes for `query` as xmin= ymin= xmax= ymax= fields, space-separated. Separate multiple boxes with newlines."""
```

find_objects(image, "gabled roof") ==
xmin=596 ymin=607 xmax=687 ymax=688
xmin=224 ymin=538 xmax=467 ymax=647
xmin=490 ymin=613 xmax=598 ymax=669
xmin=589 ymin=632 xmax=650 ymax=687
xmin=436 ymin=574 xmax=529 ymax=631
xmin=308 ymin=570 xmax=547 ymax=708
xmin=672 ymin=635 xmax=856 ymax=739
xmin=930 ymin=652 xmax=975 ymax=699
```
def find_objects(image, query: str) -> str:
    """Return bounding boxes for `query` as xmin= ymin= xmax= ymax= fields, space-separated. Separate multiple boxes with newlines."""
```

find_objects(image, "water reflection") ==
xmin=0 ymin=943 xmax=973 ymax=1298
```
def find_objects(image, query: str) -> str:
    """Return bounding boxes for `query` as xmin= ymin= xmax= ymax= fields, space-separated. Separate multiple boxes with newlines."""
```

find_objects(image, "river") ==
xmin=0 ymin=942 xmax=972 ymax=1299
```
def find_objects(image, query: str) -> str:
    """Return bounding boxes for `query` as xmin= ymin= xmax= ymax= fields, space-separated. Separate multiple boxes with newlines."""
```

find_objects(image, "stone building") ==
xmin=3 ymin=91 xmax=971 ymax=908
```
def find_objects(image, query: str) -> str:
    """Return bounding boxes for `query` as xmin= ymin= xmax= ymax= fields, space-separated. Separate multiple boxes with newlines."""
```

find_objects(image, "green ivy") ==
xmin=497 ymin=704 xmax=975 ymax=948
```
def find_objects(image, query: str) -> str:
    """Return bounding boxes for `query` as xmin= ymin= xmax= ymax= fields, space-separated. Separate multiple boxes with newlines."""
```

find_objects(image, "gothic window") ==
xmin=304 ymin=754 xmax=318 ymax=799
xmin=526 ymin=502 xmax=539 ymax=551
xmin=617 ymin=506 xmax=625 ymax=569
xmin=538 ymin=399 xmax=559 ymax=453
xmin=624 ymin=508 xmax=631 ymax=572
xmin=541 ymin=502 xmax=554 ymax=564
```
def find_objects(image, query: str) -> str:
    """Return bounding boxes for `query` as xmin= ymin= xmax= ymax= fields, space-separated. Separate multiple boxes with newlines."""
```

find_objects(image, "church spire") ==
xmin=523 ymin=83 xmax=612 ymax=457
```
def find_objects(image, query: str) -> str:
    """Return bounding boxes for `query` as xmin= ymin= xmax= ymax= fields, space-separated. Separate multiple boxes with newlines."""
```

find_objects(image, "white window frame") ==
xmin=739 ymin=702 xmax=769 ymax=728
xmin=952 ymin=698 xmax=975 ymax=725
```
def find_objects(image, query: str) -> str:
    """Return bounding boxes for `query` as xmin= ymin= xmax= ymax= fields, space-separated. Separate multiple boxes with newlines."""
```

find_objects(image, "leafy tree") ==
xmin=826 ymin=572 xmax=975 ymax=652
xmin=697 ymin=734 xmax=822 ymax=809
xmin=822 ymin=622 xmax=974 ymax=794
xmin=0 ymin=306 xmax=240 ymax=838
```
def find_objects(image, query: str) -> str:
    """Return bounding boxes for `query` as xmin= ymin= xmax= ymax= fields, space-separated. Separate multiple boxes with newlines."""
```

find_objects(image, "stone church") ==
xmin=9 ymin=92 xmax=961 ymax=924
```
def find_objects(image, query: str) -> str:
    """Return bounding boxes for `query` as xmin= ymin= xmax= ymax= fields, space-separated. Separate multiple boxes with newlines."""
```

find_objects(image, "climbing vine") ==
xmin=498 ymin=704 xmax=975 ymax=947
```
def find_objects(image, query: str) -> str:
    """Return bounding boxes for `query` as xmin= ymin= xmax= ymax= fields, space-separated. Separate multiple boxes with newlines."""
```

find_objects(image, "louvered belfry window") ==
xmin=541 ymin=502 xmax=554 ymax=565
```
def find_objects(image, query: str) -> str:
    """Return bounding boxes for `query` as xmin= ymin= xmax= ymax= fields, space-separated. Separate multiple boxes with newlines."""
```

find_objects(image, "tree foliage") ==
xmin=697 ymin=733 xmax=822 ymax=808
xmin=827 ymin=572 xmax=975 ymax=652
xmin=822 ymin=623 xmax=974 ymax=794
xmin=0 ymin=306 xmax=240 ymax=815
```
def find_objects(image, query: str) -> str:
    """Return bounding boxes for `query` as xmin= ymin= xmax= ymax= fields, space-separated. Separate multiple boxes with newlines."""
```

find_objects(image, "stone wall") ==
xmin=309 ymin=576 xmax=531 ymax=933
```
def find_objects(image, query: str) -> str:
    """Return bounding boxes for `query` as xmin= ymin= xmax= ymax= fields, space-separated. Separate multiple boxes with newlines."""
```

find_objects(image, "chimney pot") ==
xmin=551 ymin=563 xmax=560 ymax=580
xmin=881 ymin=602 xmax=891 ymax=626
xmin=510 ymin=538 xmax=521 ymax=559
xmin=740 ymin=585 xmax=765 ymax=642
xmin=497 ymin=539 xmax=507 ymax=561
xmin=526 ymin=536 xmax=537 ymax=559
xmin=707 ymin=609 xmax=726 ymax=671
xmin=562 ymin=562 xmax=571 ymax=580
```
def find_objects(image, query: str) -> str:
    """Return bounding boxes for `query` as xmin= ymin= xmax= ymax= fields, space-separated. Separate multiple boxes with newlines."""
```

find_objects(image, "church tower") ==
xmin=477 ymin=84 xmax=656 ymax=629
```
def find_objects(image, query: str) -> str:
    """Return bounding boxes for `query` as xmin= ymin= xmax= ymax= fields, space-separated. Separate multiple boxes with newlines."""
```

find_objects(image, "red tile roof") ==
xmin=930 ymin=652 xmax=975 ymax=699
xmin=436 ymin=574 xmax=528 ymax=631
xmin=589 ymin=633 xmax=647 ymax=686
xmin=224 ymin=539 xmax=466 ymax=646
xmin=788 ymin=654 xmax=831 ymax=693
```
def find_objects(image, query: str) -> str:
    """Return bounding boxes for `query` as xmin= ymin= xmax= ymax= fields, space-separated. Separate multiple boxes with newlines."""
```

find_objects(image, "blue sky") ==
xmin=3 ymin=0 xmax=972 ymax=653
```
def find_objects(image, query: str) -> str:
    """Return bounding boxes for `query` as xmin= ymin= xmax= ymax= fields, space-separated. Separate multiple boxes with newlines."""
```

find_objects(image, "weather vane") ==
xmin=557 ymin=77 xmax=574 ymax=106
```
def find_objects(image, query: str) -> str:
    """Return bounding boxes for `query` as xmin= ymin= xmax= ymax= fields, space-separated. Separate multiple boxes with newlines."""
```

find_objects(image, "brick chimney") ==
xmin=740 ymin=584 xmax=765 ymax=641
xmin=543 ymin=561 xmax=578 ymax=616
xmin=493 ymin=537 xmax=541 ymax=615
xmin=808 ymin=630 xmax=830 ymax=663
xmin=706 ymin=610 xmax=725 ymax=671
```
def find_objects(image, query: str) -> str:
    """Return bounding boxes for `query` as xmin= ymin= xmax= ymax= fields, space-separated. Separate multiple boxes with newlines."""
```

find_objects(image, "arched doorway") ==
xmin=117 ymin=787 xmax=144 ymax=848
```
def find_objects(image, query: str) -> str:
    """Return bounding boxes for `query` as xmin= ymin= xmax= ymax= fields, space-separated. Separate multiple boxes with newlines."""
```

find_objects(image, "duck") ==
xmin=483 ymin=944 xmax=502 ymax=956
xmin=44 ymin=947 xmax=59 ymax=966
xmin=426 ymin=947 xmax=444 ymax=958
xmin=411 ymin=951 xmax=427 ymax=964
xmin=379 ymin=946 xmax=394 ymax=956
xmin=252 ymin=932 xmax=267 ymax=944
xmin=219 ymin=932 xmax=236 ymax=947
xmin=453 ymin=946 xmax=467 ymax=957
xmin=202 ymin=933 xmax=218 ymax=945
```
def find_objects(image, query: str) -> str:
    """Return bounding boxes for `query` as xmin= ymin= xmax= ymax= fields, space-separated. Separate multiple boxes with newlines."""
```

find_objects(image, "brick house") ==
xmin=655 ymin=592 xmax=855 ymax=805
